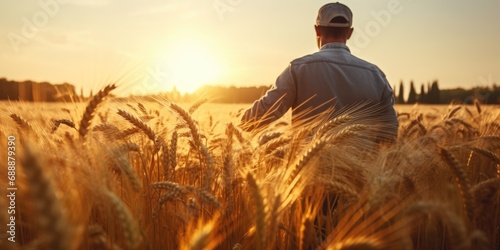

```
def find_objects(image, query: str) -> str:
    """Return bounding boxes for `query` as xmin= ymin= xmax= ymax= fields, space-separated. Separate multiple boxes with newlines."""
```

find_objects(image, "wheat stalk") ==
xmin=79 ymin=84 xmax=116 ymax=138
xmin=152 ymin=192 xmax=179 ymax=219
xmin=159 ymin=138 xmax=170 ymax=179
xmin=471 ymin=146 xmax=500 ymax=178
xmin=246 ymin=172 xmax=266 ymax=249
xmin=223 ymin=124 xmax=234 ymax=215
xmin=92 ymin=123 xmax=120 ymax=135
xmin=472 ymin=178 xmax=500 ymax=216
xmin=300 ymin=215 xmax=316 ymax=250
xmin=474 ymin=99 xmax=482 ymax=114
xmin=328 ymin=237 xmax=381 ymax=250
xmin=403 ymin=119 xmax=427 ymax=138
xmin=200 ymin=144 xmax=214 ymax=191
xmin=314 ymin=114 xmax=352 ymax=139
xmin=288 ymin=137 xmax=329 ymax=184
xmin=448 ymin=106 xmax=462 ymax=118
xmin=109 ymin=149 xmax=142 ymax=192
xmin=117 ymin=127 xmax=141 ymax=140
xmin=170 ymin=131 xmax=178 ymax=171
xmin=137 ymin=102 xmax=148 ymax=116
xmin=440 ymin=147 xmax=475 ymax=221
xmin=315 ymin=180 xmax=360 ymax=203
xmin=170 ymin=103 xmax=203 ymax=147
xmin=51 ymin=119 xmax=76 ymax=133
xmin=117 ymin=109 xmax=156 ymax=142
xmin=10 ymin=114 xmax=34 ymax=133
xmin=87 ymin=224 xmax=122 ymax=250
xmin=189 ymin=98 xmax=208 ymax=114
xmin=259 ymin=132 xmax=282 ymax=145
xmin=152 ymin=182 xmax=221 ymax=209
xmin=103 ymin=190 xmax=141 ymax=250
xmin=21 ymin=145 xmax=72 ymax=250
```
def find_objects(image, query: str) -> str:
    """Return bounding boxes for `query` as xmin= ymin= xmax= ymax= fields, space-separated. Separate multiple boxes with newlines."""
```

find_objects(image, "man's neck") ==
xmin=320 ymin=38 xmax=346 ymax=47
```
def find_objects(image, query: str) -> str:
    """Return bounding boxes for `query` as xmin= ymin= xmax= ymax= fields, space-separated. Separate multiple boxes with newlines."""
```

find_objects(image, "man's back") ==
xmin=241 ymin=43 xmax=398 ymax=133
xmin=290 ymin=43 xmax=396 ymax=125
xmin=240 ymin=2 xmax=398 ymax=139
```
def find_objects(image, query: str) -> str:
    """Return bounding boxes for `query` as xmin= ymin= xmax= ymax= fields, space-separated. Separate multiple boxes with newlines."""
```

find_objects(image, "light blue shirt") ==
xmin=241 ymin=42 xmax=398 ymax=136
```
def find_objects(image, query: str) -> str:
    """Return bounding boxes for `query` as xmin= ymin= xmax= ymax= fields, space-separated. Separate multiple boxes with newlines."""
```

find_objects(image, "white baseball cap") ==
xmin=315 ymin=2 xmax=353 ymax=28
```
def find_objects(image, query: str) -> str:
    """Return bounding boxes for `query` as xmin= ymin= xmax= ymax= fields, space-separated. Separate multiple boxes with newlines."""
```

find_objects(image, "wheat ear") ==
xmin=170 ymin=131 xmax=178 ymax=171
xmin=137 ymin=102 xmax=148 ymax=116
xmin=472 ymin=178 xmax=500 ymax=214
xmin=314 ymin=114 xmax=352 ymax=139
xmin=246 ymin=172 xmax=266 ymax=249
xmin=10 ymin=114 xmax=34 ymax=132
xmin=110 ymin=149 xmax=142 ymax=192
xmin=471 ymin=147 xmax=500 ymax=177
xmin=159 ymin=138 xmax=170 ymax=179
xmin=185 ymin=223 xmax=214 ymax=250
xmin=88 ymin=224 xmax=121 ymax=250
xmin=318 ymin=180 xmax=360 ymax=203
xmin=79 ymin=84 xmax=116 ymax=138
xmin=440 ymin=147 xmax=475 ymax=221
xmin=117 ymin=127 xmax=141 ymax=140
xmin=448 ymin=106 xmax=462 ymax=118
xmin=51 ymin=119 xmax=76 ymax=133
xmin=288 ymin=136 xmax=331 ymax=184
xmin=474 ymin=99 xmax=482 ymax=114
xmin=117 ymin=109 xmax=156 ymax=142
xmin=200 ymin=144 xmax=214 ymax=191
xmin=152 ymin=182 xmax=221 ymax=209
xmin=170 ymin=103 xmax=202 ymax=147
xmin=189 ymin=98 xmax=208 ymax=114
xmin=329 ymin=237 xmax=381 ymax=250
xmin=223 ymin=124 xmax=234 ymax=215
xmin=21 ymin=145 xmax=72 ymax=250
xmin=104 ymin=190 xmax=141 ymax=250
xmin=407 ymin=202 xmax=470 ymax=249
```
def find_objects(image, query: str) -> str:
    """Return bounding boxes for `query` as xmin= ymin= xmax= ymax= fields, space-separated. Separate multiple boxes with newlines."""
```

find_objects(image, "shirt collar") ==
xmin=320 ymin=42 xmax=351 ymax=53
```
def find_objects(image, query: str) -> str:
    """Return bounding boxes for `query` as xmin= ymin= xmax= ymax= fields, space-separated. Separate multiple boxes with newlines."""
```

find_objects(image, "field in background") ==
xmin=0 ymin=91 xmax=499 ymax=249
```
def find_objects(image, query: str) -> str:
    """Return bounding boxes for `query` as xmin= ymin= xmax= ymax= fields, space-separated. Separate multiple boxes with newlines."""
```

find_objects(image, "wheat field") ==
xmin=0 ymin=85 xmax=499 ymax=250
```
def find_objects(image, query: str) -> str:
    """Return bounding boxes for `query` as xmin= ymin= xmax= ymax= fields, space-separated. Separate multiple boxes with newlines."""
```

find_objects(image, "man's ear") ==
xmin=346 ymin=27 xmax=354 ymax=40
xmin=314 ymin=25 xmax=321 ymax=37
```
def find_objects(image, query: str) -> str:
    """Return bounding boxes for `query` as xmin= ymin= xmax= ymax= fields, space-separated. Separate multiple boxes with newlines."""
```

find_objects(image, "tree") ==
xmin=397 ymin=81 xmax=405 ymax=104
xmin=407 ymin=81 xmax=417 ymax=104
xmin=428 ymin=80 xmax=441 ymax=104
xmin=419 ymin=84 xmax=427 ymax=103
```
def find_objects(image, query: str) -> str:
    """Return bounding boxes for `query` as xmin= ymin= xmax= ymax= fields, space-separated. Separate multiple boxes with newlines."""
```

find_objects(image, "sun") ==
xmin=161 ymin=41 xmax=222 ymax=94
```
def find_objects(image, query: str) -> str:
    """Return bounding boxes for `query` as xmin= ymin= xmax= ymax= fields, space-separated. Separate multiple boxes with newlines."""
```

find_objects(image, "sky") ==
xmin=0 ymin=0 xmax=499 ymax=96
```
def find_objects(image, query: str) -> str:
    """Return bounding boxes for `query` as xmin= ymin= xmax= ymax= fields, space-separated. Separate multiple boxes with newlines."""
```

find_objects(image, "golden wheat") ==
xmin=2 ymin=89 xmax=499 ymax=250
xmin=78 ymin=84 xmax=116 ymax=138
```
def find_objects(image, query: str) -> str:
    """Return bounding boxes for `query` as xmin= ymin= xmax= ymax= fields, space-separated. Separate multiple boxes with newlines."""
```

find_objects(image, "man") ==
xmin=240 ymin=2 xmax=398 ymax=138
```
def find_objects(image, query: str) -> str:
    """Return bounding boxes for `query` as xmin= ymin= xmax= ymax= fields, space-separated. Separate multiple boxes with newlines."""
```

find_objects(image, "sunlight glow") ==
xmin=161 ymin=41 xmax=222 ymax=94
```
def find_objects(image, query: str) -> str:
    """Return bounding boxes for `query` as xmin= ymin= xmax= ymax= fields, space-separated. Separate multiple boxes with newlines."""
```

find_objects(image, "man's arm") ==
xmin=240 ymin=65 xmax=297 ymax=131
xmin=379 ymin=75 xmax=399 ymax=142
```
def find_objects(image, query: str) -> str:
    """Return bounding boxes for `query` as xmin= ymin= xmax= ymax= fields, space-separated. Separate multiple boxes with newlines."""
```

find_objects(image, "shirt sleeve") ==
xmin=379 ymin=74 xmax=399 ymax=141
xmin=240 ymin=65 xmax=297 ymax=131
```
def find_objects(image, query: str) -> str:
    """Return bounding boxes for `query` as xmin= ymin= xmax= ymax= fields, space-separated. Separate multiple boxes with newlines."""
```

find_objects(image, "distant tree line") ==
xmin=0 ymin=78 xmax=77 ymax=102
xmin=191 ymin=85 xmax=271 ymax=103
xmin=395 ymin=80 xmax=500 ymax=105
xmin=2 ymin=78 xmax=499 ymax=104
